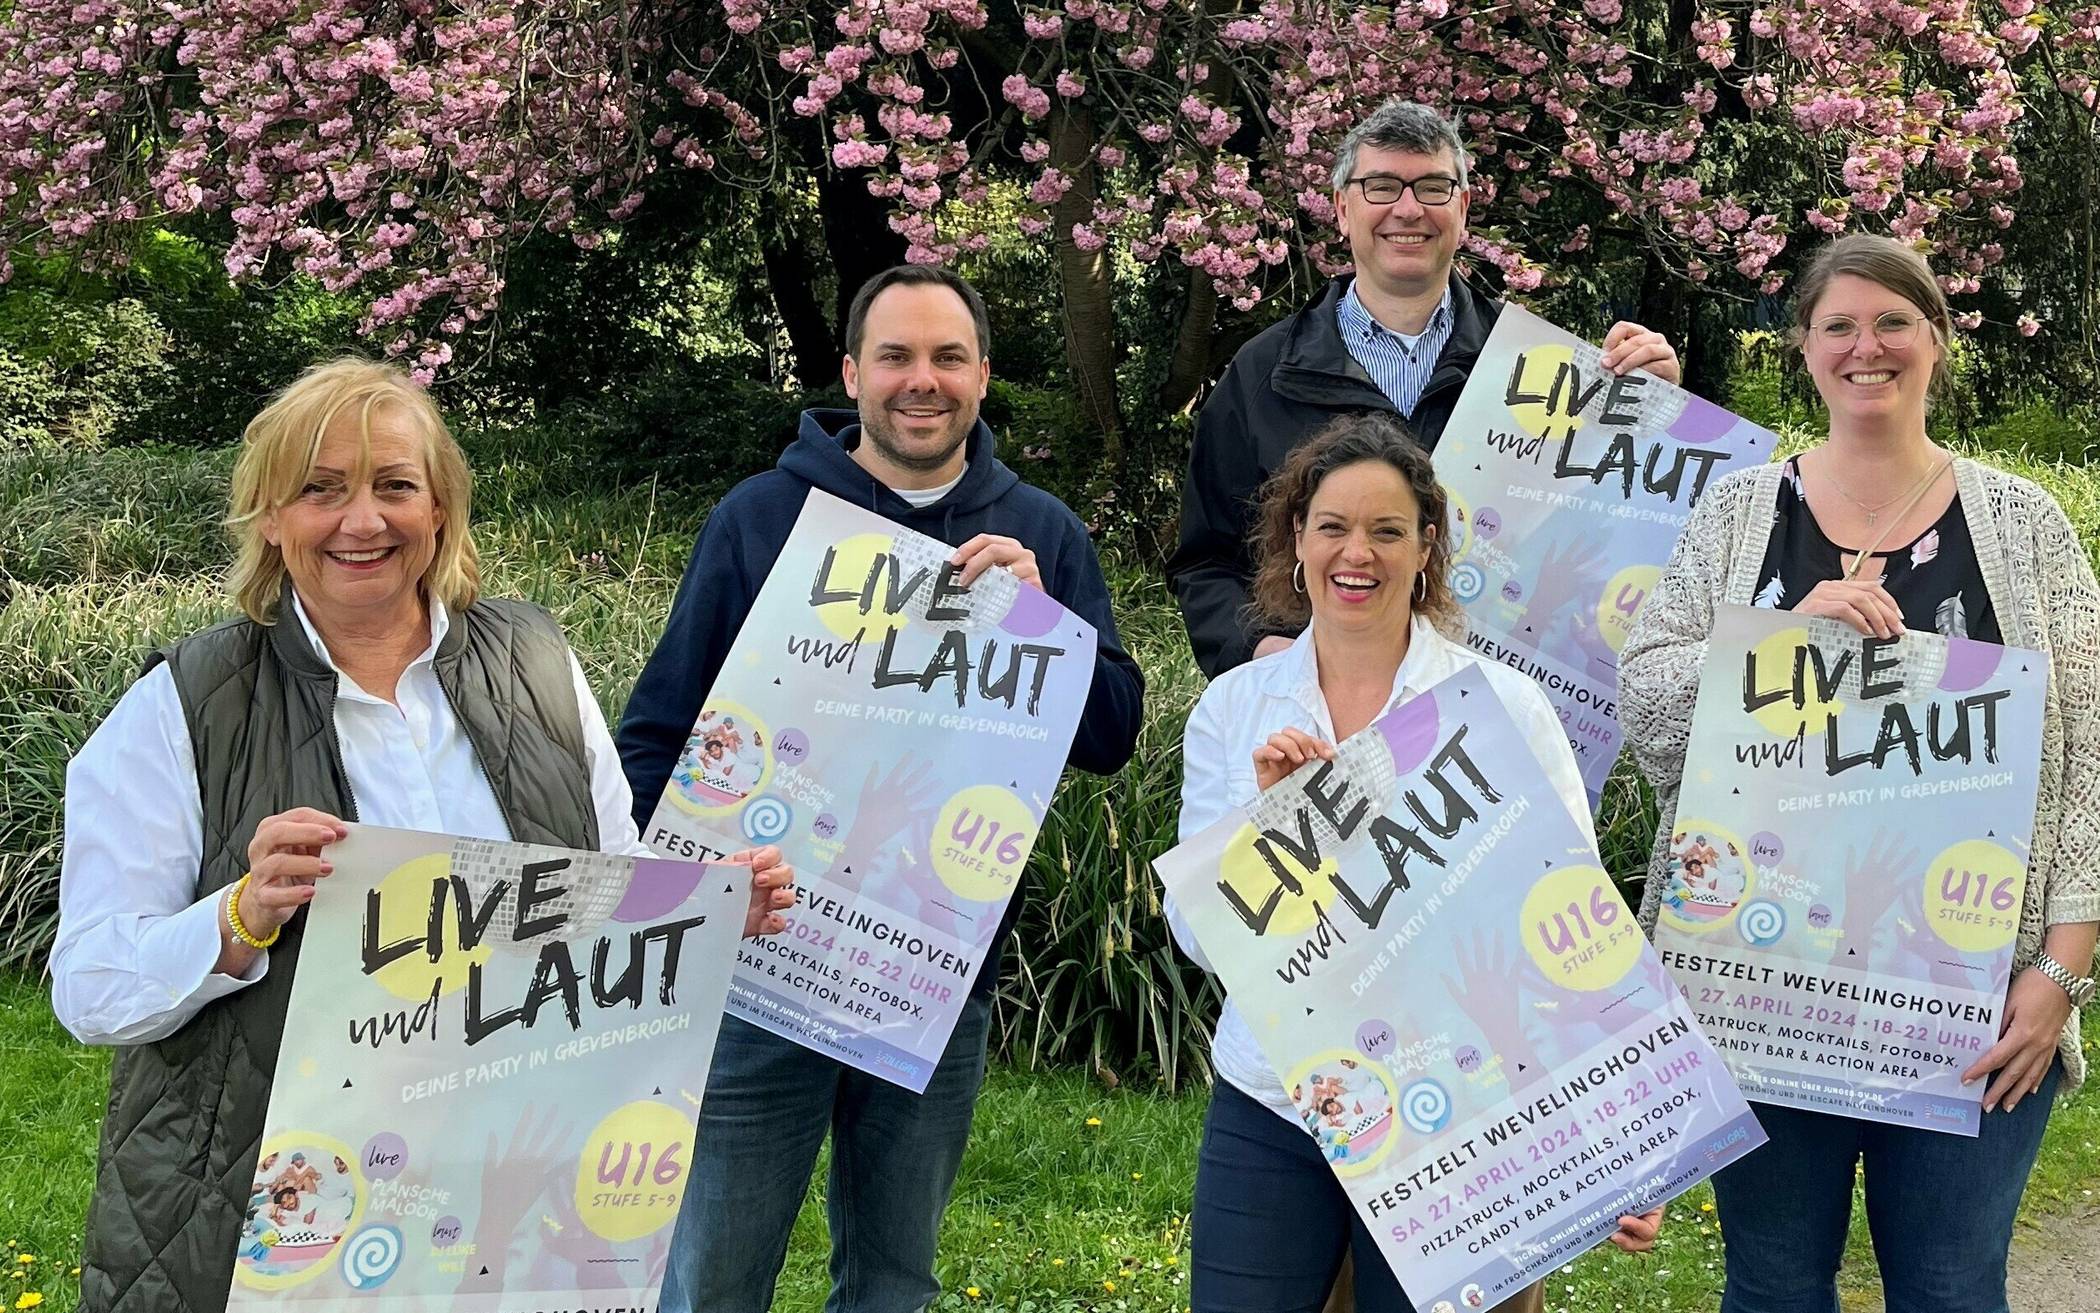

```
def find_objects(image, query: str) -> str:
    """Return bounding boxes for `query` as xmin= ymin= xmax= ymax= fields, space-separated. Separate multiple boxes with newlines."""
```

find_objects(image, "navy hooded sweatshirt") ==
xmin=616 ymin=408 xmax=1146 ymax=998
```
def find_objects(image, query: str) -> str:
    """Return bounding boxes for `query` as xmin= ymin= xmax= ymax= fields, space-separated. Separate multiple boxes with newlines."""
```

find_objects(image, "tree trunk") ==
xmin=1048 ymin=103 xmax=1123 ymax=462
xmin=760 ymin=217 xmax=840 ymax=390
xmin=1158 ymin=269 xmax=1219 ymax=417
xmin=819 ymin=167 xmax=909 ymax=352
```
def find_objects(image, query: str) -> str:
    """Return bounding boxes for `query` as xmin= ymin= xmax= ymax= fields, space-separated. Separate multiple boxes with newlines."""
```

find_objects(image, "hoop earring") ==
xmin=1414 ymin=573 xmax=1427 ymax=603
xmin=1292 ymin=561 xmax=1306 ymax=594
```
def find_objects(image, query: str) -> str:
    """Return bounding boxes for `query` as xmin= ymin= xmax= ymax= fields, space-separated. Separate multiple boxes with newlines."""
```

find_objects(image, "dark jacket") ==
xmin=1166 ymin=271 xmax=1503 ymax=677
xmin=81 ymin=596 xmax=597 ymax=1313
xmin=616 ymin=409 xmax=1145 ymax=996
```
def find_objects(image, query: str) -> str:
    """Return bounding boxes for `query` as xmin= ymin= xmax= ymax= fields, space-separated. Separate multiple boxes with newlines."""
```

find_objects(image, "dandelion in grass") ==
xmin=1131 ymin=1172 xmax=1143 ymax=1180
xmin=964 ymin=1287 xmax=981 ymax=1299
xmin=1085 ymin=1116 xmax=1102 ymax=1127
xmin=1102 ymin=1279 xmax=1117 ymax=1292
xmin=15 ymin=1295 xmax=41 ymax=1310
xmin=1052 ymin=1258 xmax=1065 ymax=1267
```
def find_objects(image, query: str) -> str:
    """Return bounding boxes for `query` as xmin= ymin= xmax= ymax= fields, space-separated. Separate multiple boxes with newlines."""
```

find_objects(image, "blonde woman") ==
xmin=51 ymin=358 xmax=793 ymax=1313
xmin=1621 ymin=234 xmax=2100 ymax=1312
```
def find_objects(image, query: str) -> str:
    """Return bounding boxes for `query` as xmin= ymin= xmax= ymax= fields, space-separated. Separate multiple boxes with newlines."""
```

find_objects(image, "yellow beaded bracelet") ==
xmin=226 ymin=873 xmax=280 ymax=950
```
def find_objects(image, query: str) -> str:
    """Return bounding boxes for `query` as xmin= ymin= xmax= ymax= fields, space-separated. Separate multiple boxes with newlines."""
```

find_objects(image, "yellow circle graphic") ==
xmin=1745 ymin=625 xmax=1847 ymax=741
xmin=814 ymin=531 xmax=911 ymax=640
xmin=666 ymin=701 xmax=775 ymax=818
xmin=1655 ymin=821 xmax=1757 ymax=936
xmin=1285 ymin=1051 xmax=1401 ymax=1176
xmin=575 ymin=1100 xmax=695 ymax=1242
xmin=1923 ymin=839 xmax=2026 ymax=953
xmin=1503 ymin=345 xmax=1585 ymax=441
xmin=1521 ymin=863 xmax=1643 ymax=990
xmin=1216 ymin=821 xmax=1344 ymax=939
xmin=1595 ymin=564 xmax=1662 ymax=654
xmin=370 ymin=852 xmax=490 ymax=1002
xmin=931 ymin=784 xmax=1038 ymax=902
xmin=234 ymin=1132 xmax=367 ymax=1290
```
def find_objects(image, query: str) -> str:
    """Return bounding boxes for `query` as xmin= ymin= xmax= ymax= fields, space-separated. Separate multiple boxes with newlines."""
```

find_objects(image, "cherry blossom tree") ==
xmin=3 ymin=2 xmax=2094 ymax=422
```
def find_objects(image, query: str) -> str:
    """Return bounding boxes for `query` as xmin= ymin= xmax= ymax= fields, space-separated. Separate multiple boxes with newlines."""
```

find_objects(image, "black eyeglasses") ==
xmin=1345 ymin=174 xmax=1463 ymax=206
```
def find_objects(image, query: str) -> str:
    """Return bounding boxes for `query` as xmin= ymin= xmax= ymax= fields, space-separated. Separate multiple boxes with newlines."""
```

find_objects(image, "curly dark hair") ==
xmin=1246 ymin=411 xmax=1458 ymax=634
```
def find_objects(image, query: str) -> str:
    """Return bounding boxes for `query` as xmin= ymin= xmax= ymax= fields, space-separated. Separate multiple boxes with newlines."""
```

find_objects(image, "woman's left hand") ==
xmin=1600 ymin=322 xmax=1682 ymax=386
xmin=1607 ymin=1206 xmax=1665 ymax=1253
xmin=1963 ymin=965 xmax=2072 ymax=1112
xmin=731 ymin=845 xmax=795 ymax=938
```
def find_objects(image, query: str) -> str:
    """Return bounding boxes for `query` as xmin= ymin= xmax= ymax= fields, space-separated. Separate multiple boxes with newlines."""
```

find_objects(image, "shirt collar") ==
xmin=289 ymin=590 xmax=448 ymax=699
xmin=1274 ymin=613 xmax=1453 ymax=723
xmin=1338 ymin=279 xmax=1453 ymax=346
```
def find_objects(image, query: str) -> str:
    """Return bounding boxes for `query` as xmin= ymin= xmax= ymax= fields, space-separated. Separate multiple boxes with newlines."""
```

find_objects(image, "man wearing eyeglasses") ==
xmin=1168 ymin=98 xmax=1684 ymax=677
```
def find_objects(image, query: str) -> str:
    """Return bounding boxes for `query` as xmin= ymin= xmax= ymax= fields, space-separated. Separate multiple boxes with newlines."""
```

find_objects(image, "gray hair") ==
xmin=1331 ymin=99 xmax=1470 ymax=192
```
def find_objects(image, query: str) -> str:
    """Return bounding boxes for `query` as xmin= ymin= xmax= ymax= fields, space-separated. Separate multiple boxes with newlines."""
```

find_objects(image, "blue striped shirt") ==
xmin=1336 ymin=279 xmax=1455 ymax=418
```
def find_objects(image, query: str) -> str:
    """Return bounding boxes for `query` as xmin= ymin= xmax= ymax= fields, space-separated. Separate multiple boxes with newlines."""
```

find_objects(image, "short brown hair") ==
xmin=1247 ymin=411 xmax=1458 ymax=633
xmin=226 ymin=357 xmax=479 ymax=623
xmin=1790 ymin=234 xmax=1954 ymax=397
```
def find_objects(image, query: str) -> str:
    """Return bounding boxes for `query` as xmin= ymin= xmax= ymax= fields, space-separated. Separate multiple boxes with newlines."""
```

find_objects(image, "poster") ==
xmin=640 ymin=488 xmax=1097 ymax=1092
xmin=1155 ymin=666 xmax=1764 ymax=1309
xmin=1651 ymin=605 xmax=2047 ymax=1134
xmin=1435 ymin=305 xmax=1774 ymax=798
xmin=229 ymin=824 xmax=747 ymax=1311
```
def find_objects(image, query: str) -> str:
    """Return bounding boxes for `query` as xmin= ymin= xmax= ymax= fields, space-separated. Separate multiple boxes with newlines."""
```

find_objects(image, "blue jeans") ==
xmin=1192 ymin=1081 xmax=1419 ymax=1313
xmin=1712 ymin=1061 xmax=2061 ymax=1313
xmin=658 ymin=992 xmax=993 ymax=1313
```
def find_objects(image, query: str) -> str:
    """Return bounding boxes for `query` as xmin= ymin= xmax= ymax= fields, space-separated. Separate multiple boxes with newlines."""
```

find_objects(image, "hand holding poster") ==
xmin=1435 ymin=306 xmax=1774 ymax=797
xmin=641 ymin=488 xmax=1098 ymax=1091
xmin=1155 ymin=666 xmax=1764 ymax=1310
xmin=229 ymin=825 xmax=747 ymax=1311
xmin=1651 ymin=605 xmax=2047 ymax=1134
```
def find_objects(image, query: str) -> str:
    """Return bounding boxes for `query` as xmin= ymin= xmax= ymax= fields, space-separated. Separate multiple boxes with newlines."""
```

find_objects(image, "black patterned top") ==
xmin=1752 ymin=455 xmax=2002 ymax=643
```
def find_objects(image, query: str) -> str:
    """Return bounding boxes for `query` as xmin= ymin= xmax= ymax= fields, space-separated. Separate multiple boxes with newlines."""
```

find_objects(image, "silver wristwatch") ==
xmin=2035 ymin=954 xmax=2098 ymax=1008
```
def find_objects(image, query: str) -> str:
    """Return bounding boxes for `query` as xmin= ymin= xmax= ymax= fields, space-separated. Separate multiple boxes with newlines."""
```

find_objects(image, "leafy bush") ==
xmin=0 ymin=286 xmax=173 ymax=449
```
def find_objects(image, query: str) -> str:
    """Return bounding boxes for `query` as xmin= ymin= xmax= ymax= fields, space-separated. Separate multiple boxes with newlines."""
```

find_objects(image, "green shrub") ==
xmin=0 ymin=288 xmax=174 ymax=449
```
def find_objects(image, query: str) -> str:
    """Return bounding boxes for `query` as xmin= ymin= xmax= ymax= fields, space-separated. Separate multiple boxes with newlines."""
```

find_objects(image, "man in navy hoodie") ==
xmin=618 ymin=264 xmax=1145 ymax=1313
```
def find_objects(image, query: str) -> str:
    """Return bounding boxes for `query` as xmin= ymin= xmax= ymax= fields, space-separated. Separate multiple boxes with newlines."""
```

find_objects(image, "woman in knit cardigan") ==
xmin=1620 ymin=234 xmax=2099 ymax=1313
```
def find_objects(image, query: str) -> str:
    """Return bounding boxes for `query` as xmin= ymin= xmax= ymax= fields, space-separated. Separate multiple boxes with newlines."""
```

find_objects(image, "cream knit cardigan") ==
xmin=1620 ymin=457 xmax=2100 ymax=1091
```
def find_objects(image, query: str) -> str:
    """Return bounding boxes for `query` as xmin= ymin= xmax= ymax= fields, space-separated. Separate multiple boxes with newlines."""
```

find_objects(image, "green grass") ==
xmin=3 ymin=972 xmax=2095 ymax=1312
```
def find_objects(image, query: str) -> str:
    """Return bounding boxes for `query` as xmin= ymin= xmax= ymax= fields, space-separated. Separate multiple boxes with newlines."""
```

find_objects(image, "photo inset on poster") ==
xmin=1288 ymin=1053 xmax=1400 ymax=1176
xmin=1656 ymin=822 xmax=1754 ymax=933
xmin=237 ymin=1135 xmax=366 ymax=1290
xmin=668 ymin=703 xmax=773 ymax=813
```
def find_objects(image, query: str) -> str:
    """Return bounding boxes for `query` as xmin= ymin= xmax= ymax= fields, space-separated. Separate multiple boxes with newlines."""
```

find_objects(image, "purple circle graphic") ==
xmin=998 ymin=585 xmax=1063 ymax=638
xmin=1807 ymin=904 xmax=1832 ymax=929
xmin=776 ymin=729 xmax=810 ymax=764
xmin=812 ymin=812 xmax=841 ymax=840
xmin=1748 ymin=831 xmax=1784 ymax=866
xmin=1377 ymin=692 xmax=1441 ymax=776
xmin=1666 ymin=394 xmax=1738 ymax=446
xmin=610 ymin=858 xmax=708 ymax=924
xmin=1356 ymin=1019 xmax=1398 ymax=1060
xmin=1455 ymin=1046 xmax=1483 ymax=1073
xmin=431 ymin=1216 xmax=464 ymax=1247
xmin=1938 ymin=636 xmax=2004 ymax=693
xmin=1475 ymin=508 xmax=1503 ymax=540
xmin=361 ymin=1132 xmax=408 ymax=1181
xmin=1500 ymin=579 xmax=1524 ymax=602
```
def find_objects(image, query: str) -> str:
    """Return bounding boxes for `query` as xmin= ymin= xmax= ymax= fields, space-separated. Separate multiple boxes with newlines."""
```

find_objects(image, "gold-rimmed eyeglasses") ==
xmin=1808 ymin=311 xmax=1926 ymax=352
xmin=1345 ymin=174 xmax=1463 ymax=206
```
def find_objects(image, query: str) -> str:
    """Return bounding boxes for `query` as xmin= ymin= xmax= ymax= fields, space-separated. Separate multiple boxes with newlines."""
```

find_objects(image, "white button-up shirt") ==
xmin=51 ymin=594 xmax=650 ymax=1045
xmin=1166 ymin=616 xmax=1595 ymax=1123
